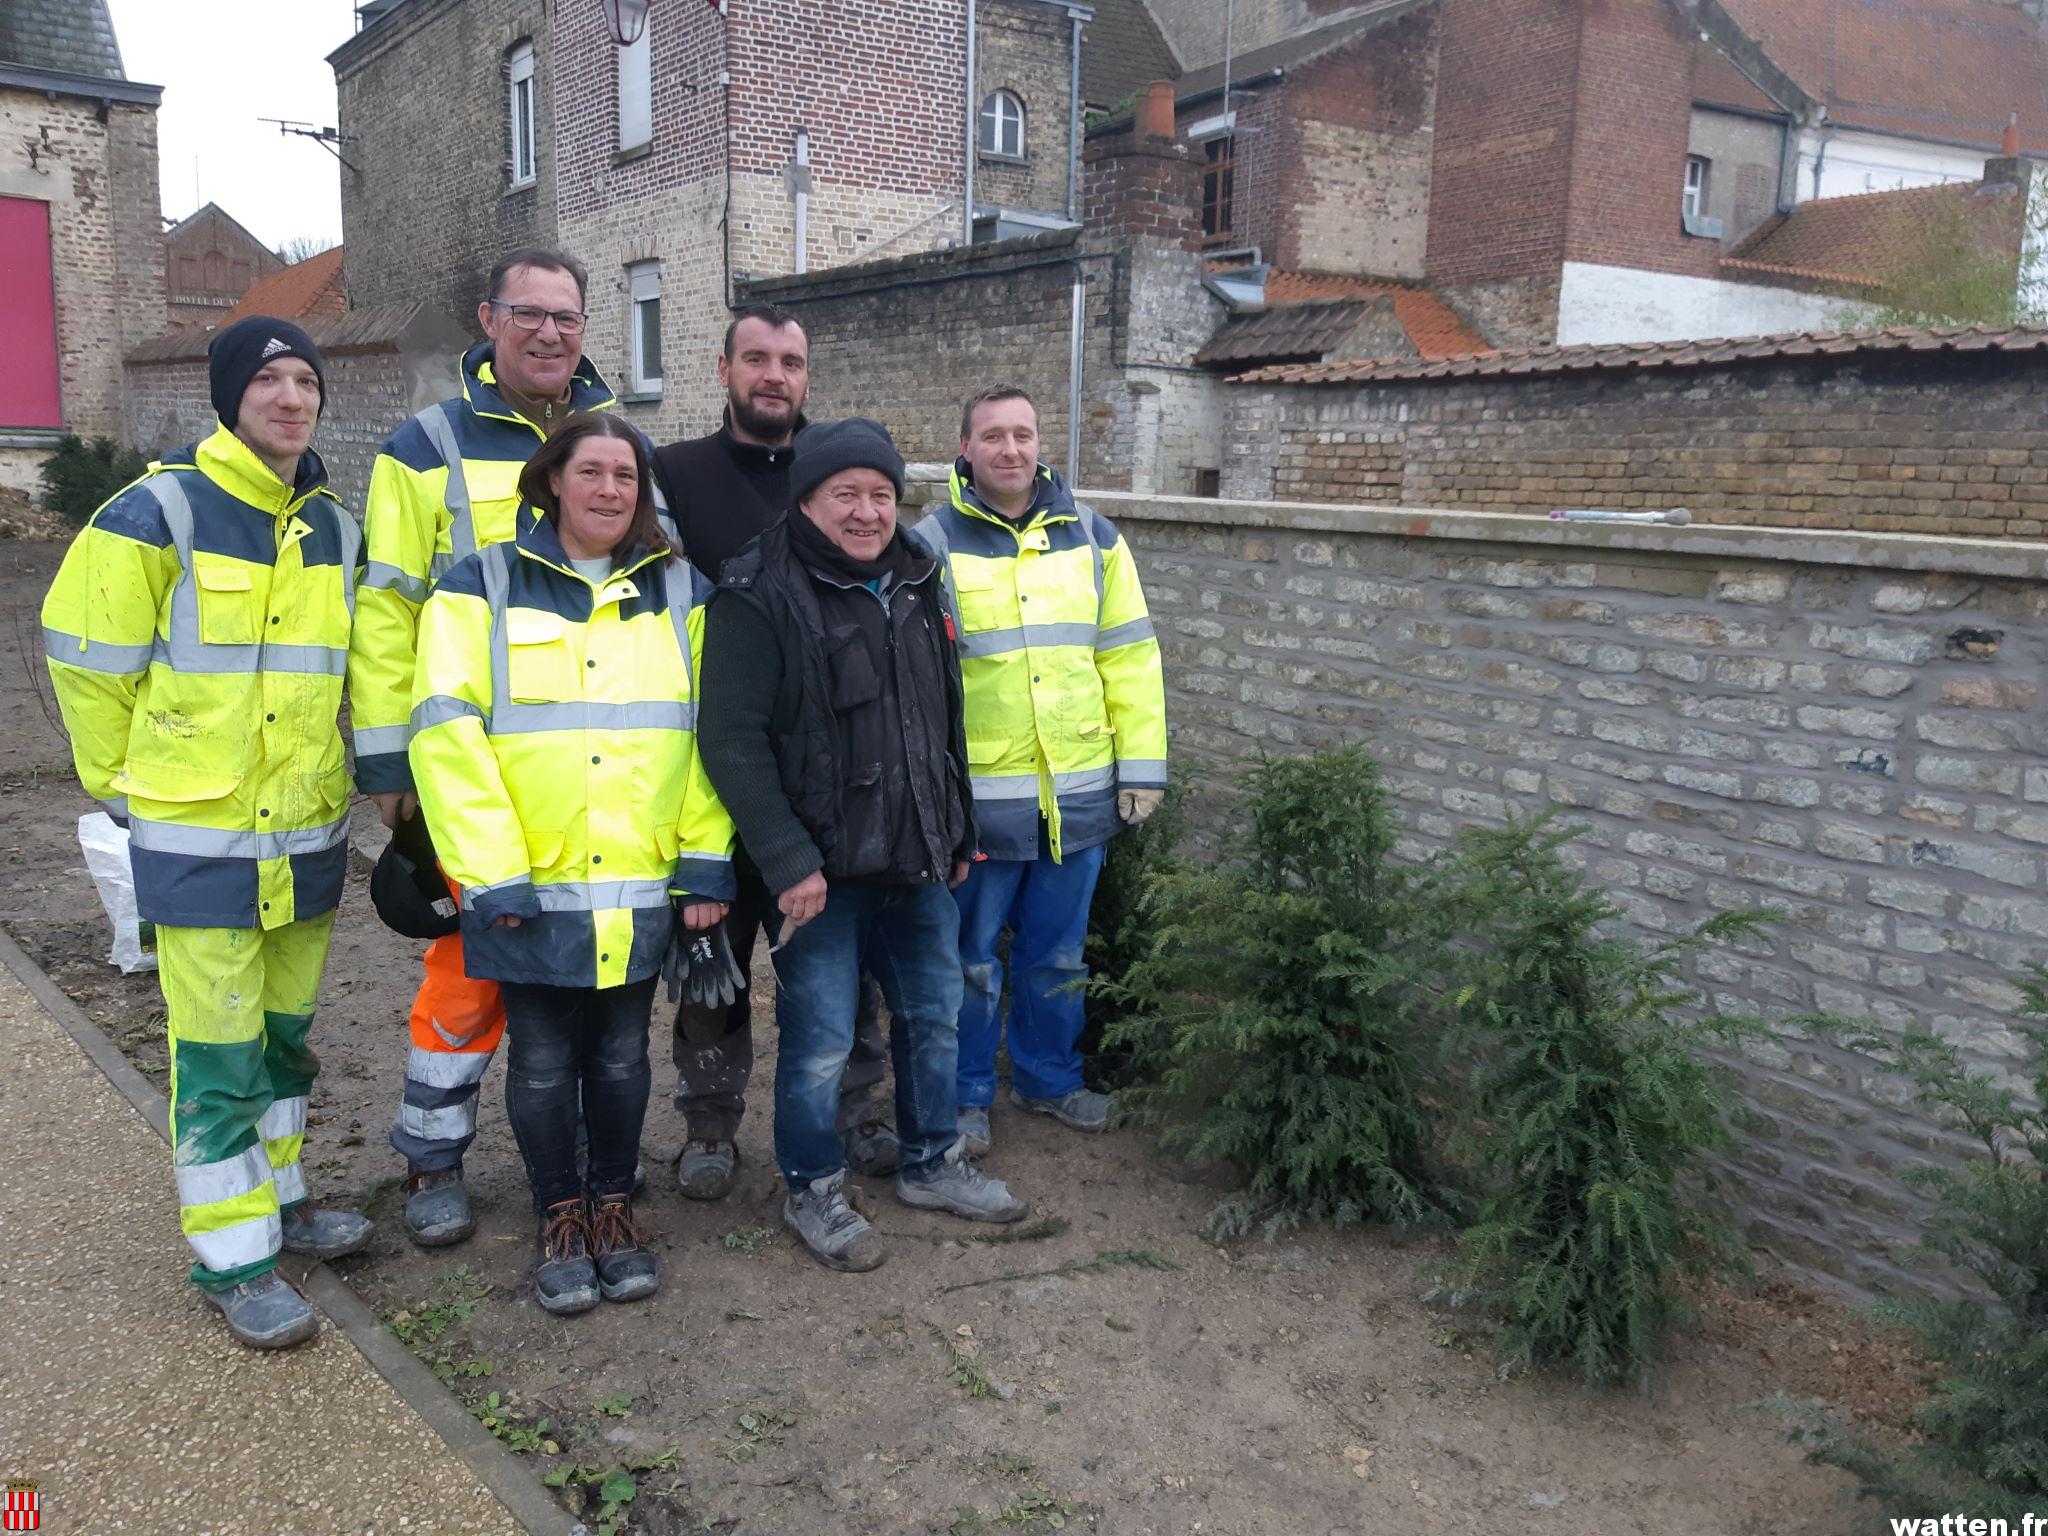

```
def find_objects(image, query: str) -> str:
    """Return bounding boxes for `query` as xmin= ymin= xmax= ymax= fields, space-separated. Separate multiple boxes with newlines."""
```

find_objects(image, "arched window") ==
xmin=979 ymin=89 xmax=1025 ymax=159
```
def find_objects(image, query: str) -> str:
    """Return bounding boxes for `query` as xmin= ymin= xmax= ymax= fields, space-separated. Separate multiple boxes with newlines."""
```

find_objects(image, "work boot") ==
xmin=896 ymin=1139 xmax=1029 ymax=1224
xmin=402 ymin=1166 xmax=475 ymax=1248
xmin=280 ymin=1201 xmax=374 ymax=1260
xmin=783 ymin=1169 xmax=885 ymax=1272
xmin=589 ymin=1192 xmax=661 ymax=1304
xmin=534 ymin=1197 xmax=600 ymax=1316
xmin=957 ymin=1106 xmax=992 ymax=1158
xmin=843 ymin=1119 xmax=902 ymax=1178
xmin=1009 ymin=1086 xmax=1113 ymax=1133
xmin=676 ymin=1139 xmax=737 ymax=1200
xmin=205 ymin=1271 xmax=319 ymax=1350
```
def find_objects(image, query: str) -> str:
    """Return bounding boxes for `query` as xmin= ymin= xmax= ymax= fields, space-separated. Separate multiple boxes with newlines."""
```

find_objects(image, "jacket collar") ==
xmin=513 ymin=504 xmax=669 ymax=586
xmin=461 ymin=343 xmax=617 ymax=431
xmin=178 ymin=425 xmax=332 ymax=516
xmin=717 ymin=406 xmax=808 ymax=470
xmin=948 ymin=459 xmax=1073 ymax=533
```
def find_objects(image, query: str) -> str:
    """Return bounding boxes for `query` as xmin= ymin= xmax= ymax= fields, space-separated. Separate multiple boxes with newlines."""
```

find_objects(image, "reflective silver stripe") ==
xmin=353 ymin=723 xmax=411 ymax=756
xmin=128 ymin=812 xmax=349 ymax=861
xmin=665 ymin=562 xmax=696 ymax=699
xmin=257 ymin=1095 xmax=307 ymax=1142
xmin=1078 ymin=504 xmax=1106 ymax=620
xmin=99 ymin=795 xmax=129 ymax=820
xmin=1096 ymin=615 xmax=1156 ymax=650
xmin=1116 ymin=757 xmax=1167 ymax=781
xmin=188 ymin=1212 xmax=282 ymax=1272
xmin=149 ymin=636 xmax=348 ymax=676
xmin=41 ymin=627 xmax=154 ymax=674
xmin=334 ymin=496 xmax=362 ymax=620
xmin=480 ymin=543 xmax=514 ymax=718
xmin=957 ymin=621 xmax=1098 ymax=659
xmin=364 ymin=560 xmax=429 ymax=604
xmin=411 ymin=695 xmax=485 ymax=732
xmin=406 ymin=1044 xmax=492 ymax=1088
xmin=1056 ymin=765 xmax=1117 ymax=795
xmin=400 ymin=1101 xmax=476 ymax=1143
xmin=457 ymin=871 xmax=532 ymax=912
xmin=417 ymin=406 xmax=476 ymax=576
xmin=970 ymin=771 xmax=1041 ymax=801
xmin=492 ymin=700 xmax=697 ymax=735
xmin=272 ymin=1162 xmax=308 ymax=1206
xmin=530 ymin=877 xmax=673 ymax=912
xmin=174 ymin=1144 xmax=272 ymax=1208
xmin=427 ymin=1014 xmax=495 ymax=1050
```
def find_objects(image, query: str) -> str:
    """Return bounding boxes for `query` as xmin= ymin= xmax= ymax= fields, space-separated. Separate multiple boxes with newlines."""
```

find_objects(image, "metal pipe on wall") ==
xmin=1067 ymin=270 xmax=1084 ymax=484
xmin=1066 ymin=10 xmax=1082 ymax=221
xmin=964 ymin=0 xmax=978 ymax=247
xmin=793 ymin=128 xmax=810 ymax=274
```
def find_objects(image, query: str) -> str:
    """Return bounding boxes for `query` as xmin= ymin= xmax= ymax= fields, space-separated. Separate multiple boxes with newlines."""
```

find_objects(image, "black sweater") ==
xmin=650 ymin=411 xmax=807 ymax=583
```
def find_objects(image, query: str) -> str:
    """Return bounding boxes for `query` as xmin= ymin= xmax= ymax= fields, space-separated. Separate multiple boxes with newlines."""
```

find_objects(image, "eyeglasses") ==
xmin=489 ymin=299 xmax=589 ymax=335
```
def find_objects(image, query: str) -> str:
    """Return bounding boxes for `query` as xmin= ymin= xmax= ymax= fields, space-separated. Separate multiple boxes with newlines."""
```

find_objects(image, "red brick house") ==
xmin=163 ymin=203 xmax=284 ymax=330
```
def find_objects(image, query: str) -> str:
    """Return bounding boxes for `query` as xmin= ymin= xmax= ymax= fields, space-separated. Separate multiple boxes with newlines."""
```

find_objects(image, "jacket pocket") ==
xmin=506 ymin=612 xmax=579 ymax=702
xmin=522 ymin=828 xmax=567 ymax=872
xmin=828 ymin=640 xmax=882 ymax=711
xmin=114 ymin=758 xmax=243 ymax=804
xmin=194 ymin=560 xmax=261 ymax=645
xmin=952 ymin=570 xmax=1007 ymax=633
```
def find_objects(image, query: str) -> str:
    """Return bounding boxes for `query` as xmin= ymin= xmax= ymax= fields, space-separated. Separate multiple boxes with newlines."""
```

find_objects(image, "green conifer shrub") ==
xmin=40 ymin=434 xmax=146 ymax=523
xmin=1432 ymin=814 xmax=1764 ymax=1387
xmin=1779 ymin=984 xmax=2048 ymax=1519
xmin=1101 ymin=746 xmax=1457 ymax=1236
xmin=1079 ymin=776 xmax=1187 ymax=1090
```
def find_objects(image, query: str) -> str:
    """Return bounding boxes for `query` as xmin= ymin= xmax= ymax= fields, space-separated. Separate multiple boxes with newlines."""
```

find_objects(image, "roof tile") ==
xmin=220 ymin=247 xmax=348 ymax=327
xmin=1720 ymin=177 xmax=2024 ymax=292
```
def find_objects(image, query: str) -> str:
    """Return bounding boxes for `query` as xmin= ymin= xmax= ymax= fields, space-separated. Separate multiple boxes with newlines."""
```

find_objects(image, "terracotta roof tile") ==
xmin=221 ymin=246 xmax=348 ymax=327
xmin=1719 ymin=0 xmax=2048 ymax=154
xmin=1252 ymin=271 xmax=1492 ymax=359
xmin=1720 ymin=179 xmax=2023 ymax=292
xmin=1229 ymin=322 xmax=2048 ymax=385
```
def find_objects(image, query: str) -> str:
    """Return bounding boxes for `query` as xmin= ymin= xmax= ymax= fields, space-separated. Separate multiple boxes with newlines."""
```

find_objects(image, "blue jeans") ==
xmin=953 ymin=844 xmax=1106 ymax=1109
xmin=770 ymin=880 xmax=963 ymax=1185
xmin=501 ymin=978 xmax=655 ymax=1214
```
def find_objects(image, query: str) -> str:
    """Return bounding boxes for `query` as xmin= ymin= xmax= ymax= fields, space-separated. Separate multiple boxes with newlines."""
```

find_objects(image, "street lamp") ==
xmin=601 ymin=0 xmax=652 ymax=45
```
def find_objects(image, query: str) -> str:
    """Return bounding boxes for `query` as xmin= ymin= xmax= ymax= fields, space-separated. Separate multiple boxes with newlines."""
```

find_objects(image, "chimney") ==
xmin=1137 ymin=79 xmax=1177 ymax=141
xmin=2004 ymin=110 xmax=2022 ymax=158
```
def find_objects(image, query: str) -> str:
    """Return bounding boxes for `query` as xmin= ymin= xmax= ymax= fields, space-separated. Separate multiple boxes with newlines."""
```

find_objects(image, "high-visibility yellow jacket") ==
xmin=349 ymin=343 xmax=640 ymax=794
xmin=914 ymin=464 xmax=1166 ymax=862
xmin=408 ymin=512 xmax=735 ymax=990
xmin=42 ymin=427 xmax=361 ymax=930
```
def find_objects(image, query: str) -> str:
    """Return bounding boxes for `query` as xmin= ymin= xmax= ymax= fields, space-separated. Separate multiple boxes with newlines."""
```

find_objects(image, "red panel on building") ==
xmin=0 ymin=198 xmax=63 ymax=429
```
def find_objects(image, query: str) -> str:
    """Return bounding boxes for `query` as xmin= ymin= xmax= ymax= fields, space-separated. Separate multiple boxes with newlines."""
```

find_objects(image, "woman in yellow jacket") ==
xmin=409 ymin=413 xmax=733 ymax=1315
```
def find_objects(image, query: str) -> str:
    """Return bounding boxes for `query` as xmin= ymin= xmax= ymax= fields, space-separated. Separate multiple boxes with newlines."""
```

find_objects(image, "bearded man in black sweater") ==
xmin=652 ymin=303 xmax=897 ymax=1201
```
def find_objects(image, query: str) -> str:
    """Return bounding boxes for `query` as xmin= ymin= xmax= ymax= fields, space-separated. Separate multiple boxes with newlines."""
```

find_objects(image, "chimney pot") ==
xmin=1137 ymin=79 xmax=1177 ymax=141
xmin=2004 ymin=110 xmax=2023 ymax=158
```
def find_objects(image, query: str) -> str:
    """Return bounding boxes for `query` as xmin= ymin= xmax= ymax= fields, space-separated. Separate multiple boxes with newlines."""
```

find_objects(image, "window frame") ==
xmin=617 ymin=21 xmax=653 ymax=154
xmin=507 ymin=41 xmax=537 ymax=190
xmin=978 ymin=89 xmax=1026 ymax=161
xmin=1201 ymin=134 xmax=1236 ymax=242
xmin=1682 ymin=154 xmax=1709 ymax=221
xmin=627 ymin=260 xmax=663 ymax=398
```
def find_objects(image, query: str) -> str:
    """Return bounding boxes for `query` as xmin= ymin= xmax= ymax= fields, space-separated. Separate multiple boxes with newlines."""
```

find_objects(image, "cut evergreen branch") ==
xmin=1080 ymin=773 xmax=1188 ymax=1090
xmin=1102 ymin=746 xmax=1461 ymax=1237
xmin=1431 ymin=812 xmax=1766 ymax=1388
xmin=938 ymin=1248 xmax=1180 ymax=1295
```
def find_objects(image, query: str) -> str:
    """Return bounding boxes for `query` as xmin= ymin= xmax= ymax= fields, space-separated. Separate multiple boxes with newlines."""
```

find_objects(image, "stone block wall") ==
xmin=1102 ymin=490 xmax=2048 ymax=1296
xmin=1225 ymin=349 xmax=2048 ymax=539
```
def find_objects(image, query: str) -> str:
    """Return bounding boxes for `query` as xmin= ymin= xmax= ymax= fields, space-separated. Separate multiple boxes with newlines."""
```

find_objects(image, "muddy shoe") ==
xmin=589 ymin=1193 xmax=661 ymax=1304
xmin=402 ymin=1167 xmax=475 ymax=1248
xmin=842 ymin=1119 xmax=902 ymax=1178
xmin=534 ymin=1197 xmax=600 ymax=1316
xmin=1009 ymin=1086 xmax=1113 ymax=1133
xmin=896 ymin=1140 xmax=1029 ymax=1224
xmin=205 ymin=1271 xmax=319 ymax=1350
xmin=280 ymin=1201 xmax=374 ymax=1260
xmin=957 ymin=1106 xmax=992 ymax=1158
xmin=783 ymin=1169 xmax=885 ymax=1272
xmin=676 ymin=1139 xmax=737 ymax=1200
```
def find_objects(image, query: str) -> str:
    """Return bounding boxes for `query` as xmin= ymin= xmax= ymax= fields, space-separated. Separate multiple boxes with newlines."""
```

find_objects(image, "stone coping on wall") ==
xmin=123 ymin=304 xmax=430 ymax=366
xmin=1080 ymin=492 xmax=2048 ymax=582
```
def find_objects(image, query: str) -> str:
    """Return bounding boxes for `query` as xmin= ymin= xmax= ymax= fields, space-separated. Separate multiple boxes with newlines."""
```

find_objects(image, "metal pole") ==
xmin=1067 ymin=269 xmax=1084 ymax=484
xmin=964 ymin=0 xmax=978 ymax=246
xmin=793 ymin=129 xmax=810 ymax=274
xmin=1222 ymin=0 xmax=1235 ymax=126
xmin=1066 ymin=10 xmax=1082 ymax=221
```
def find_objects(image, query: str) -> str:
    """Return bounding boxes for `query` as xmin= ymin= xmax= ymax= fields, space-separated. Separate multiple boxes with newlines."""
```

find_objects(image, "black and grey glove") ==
xmin=662 ymin=910 xmax=746 ymax=1010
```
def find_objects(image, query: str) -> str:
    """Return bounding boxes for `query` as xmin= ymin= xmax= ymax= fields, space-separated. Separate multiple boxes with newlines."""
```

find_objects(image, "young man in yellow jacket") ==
xmin=42 ymin=317 xmax=371 ymax=1348
xmin=915 ymin=388 xmax=1167 ymax=1155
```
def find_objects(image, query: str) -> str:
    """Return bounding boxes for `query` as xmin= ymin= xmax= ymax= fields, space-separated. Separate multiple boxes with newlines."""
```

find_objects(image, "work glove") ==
xmin=662 ymin=911 xmax=746 ymax=1010
xmin=1118 ymin=787 xmax=1164 ymax=827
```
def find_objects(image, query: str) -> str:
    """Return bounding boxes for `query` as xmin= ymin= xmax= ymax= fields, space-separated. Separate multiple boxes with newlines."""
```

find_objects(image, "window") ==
xmin=0 ymin=196 xmax=62 ymax=428
xmin=1201 ymin=136 xmax=1235 ymax=240
xmin=628 ymin=261 xmax=663 ymax=396
xmin=1682 ymin=155 xmax=1709 ymax=221
xmin=979 ymin=89 xmax=1024 ymax=159
xmin=618 ymin=21 xmax=652 ymax=153
xmin=508 ymin=41 xmax=537 ymax=188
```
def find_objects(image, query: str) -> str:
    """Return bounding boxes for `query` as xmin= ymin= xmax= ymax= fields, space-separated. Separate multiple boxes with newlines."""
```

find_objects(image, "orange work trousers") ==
xmin=388 ymin=878 xmax=505 ymax=1172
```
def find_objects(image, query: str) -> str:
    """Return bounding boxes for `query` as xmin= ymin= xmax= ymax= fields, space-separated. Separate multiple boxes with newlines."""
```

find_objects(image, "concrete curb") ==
xmin=0 ymin=923 xmax=583 ymax=1536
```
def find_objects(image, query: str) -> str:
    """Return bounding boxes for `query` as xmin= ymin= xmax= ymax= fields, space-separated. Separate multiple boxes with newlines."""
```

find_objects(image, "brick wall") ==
xmin=1224 ymin=349 xmax=2048 ymax=539
xmin=333 ymin=0 xmax=556 ymax=329
xmin=1143 ymin=0 xmax=1296 ymax=69
xmin=1108 ymin=490 xmax=2048 ymax=1296
xmin=975 ymin=0 xmax=1076 ymax=218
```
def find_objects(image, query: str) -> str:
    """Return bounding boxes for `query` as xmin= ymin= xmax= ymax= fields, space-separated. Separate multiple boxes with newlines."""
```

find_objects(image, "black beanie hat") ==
xmin=789 ymin=417 xmax=906 ymax=505
xmin=208 ymin=316 xmax=326 ymax=431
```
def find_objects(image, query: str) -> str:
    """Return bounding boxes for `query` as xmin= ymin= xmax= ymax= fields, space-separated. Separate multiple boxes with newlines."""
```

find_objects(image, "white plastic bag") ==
xmin=78 ymin=811 xmax=157 ymax=973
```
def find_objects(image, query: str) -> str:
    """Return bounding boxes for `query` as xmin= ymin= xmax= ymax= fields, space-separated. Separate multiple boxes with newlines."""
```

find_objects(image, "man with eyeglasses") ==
xmin=349 ymin=247 xmax=652 ymax=1249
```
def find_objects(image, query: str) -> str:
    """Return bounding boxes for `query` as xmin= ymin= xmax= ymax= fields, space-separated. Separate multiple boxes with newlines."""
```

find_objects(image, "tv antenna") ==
xmin=259 ymin=118 xmax=361 ymax=174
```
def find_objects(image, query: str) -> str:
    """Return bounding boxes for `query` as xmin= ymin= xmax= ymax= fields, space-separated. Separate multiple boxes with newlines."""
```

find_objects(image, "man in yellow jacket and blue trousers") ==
xmin=915 ymin=387 xmax=1167 ymax=1153
xmin=42 ymin=317 xmax=372 ymax=1348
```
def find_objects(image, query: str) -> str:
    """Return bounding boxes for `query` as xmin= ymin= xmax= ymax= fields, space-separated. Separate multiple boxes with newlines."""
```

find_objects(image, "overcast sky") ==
xmin=107 ymin=0 xmax=359 ymax=251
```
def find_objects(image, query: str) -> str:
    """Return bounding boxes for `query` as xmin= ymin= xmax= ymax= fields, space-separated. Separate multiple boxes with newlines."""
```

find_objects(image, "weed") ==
xmin=1104 ymin=1318 xmax=1134 ymax=1333
xmin=467 ymin=1391 xmax=558 ymax=1456
xmin=721 ymin=1407 xmax=798 ymax=1463
xmin=385 ymin=1266 xmax=493 ymax=1384
xmin=995 ymin=1487 xmax=1079 ymax=1529
xmin=991 ymin=1452 xmax=1035 ymax=1476
xmin=939 ymin=1247 xmax=1179 ymax=1295
xmin=543 ymin=1452 xmax=677 ymax=1536
xmin=40 ymin=434 xmax=146 ymax=522
xmin=593 ymin=1391 xmax=634 ymax=1418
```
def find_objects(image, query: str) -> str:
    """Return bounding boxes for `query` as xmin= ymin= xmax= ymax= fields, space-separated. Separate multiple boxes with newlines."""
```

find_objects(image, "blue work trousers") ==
xmin=953 ymin=844 xmax=1106 ymax=1109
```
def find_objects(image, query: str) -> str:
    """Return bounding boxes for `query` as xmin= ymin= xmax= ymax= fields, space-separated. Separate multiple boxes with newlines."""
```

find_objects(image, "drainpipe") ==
xmin=1067 ymin=268 xmax=1084 ymax=484
xmin=793 ymin=128 xmax=810 ymax=274
xmin=963 ymin=0 xmax=978 ymax=246
xmin=1067 ymin=9 xmax=1082 ymax=221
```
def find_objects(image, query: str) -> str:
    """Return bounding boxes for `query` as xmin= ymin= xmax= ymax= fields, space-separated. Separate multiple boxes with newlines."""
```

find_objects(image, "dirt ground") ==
xmin=1 ymin=533 xmax=1922 ymax=1535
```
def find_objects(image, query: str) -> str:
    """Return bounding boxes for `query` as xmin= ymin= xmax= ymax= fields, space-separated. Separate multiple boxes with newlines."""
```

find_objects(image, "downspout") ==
xmin=793 ymin=128 xmax=810 ymax=274
xmin=1067 ymin=9 xmax=1082 ymax=221
xmin=1067 ymin=267 xmax=1084 ymax=484
xmin=964 ymin=0 xmax=978 ymax=246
